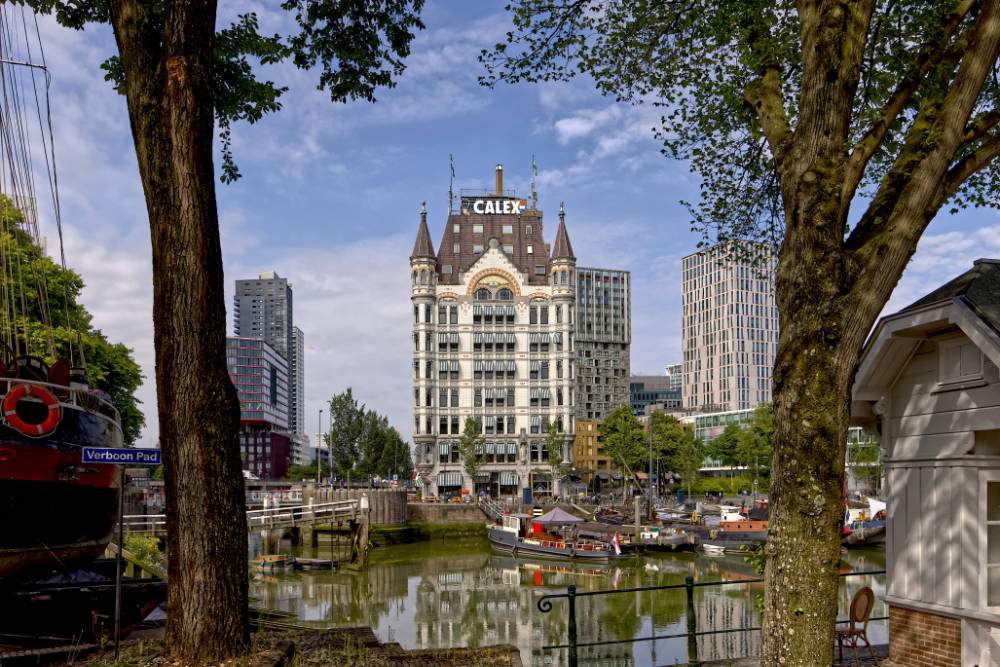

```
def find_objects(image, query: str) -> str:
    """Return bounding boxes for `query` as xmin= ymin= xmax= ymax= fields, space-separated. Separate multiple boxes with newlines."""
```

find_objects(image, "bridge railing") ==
xmin=122 ymin=500 xmax=359 ymax=533
xmin=245 ymin=500 xmax=358 ymax=528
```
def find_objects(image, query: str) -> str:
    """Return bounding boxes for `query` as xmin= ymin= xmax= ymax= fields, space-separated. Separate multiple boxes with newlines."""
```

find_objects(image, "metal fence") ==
xmin=536 ymin=569 xmax=887 ymax=667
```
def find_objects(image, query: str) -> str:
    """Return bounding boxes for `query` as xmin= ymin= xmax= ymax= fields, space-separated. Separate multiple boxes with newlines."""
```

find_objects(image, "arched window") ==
xmin=496 ymin=288 xmax=513 ymax=300
xmin=474 ymin=288 xmax=492 ymax=301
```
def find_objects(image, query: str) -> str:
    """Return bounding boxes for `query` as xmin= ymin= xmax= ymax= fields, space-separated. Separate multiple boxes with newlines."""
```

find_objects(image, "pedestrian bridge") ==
xmin=123 ymin=499 xmax=360 ymax=535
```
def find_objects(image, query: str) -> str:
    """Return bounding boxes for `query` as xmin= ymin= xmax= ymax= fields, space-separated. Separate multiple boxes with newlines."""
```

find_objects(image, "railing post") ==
xmin=685 ymin=574 xmax=699 ymax=665
xmin=567 ymin=584 xmax=578 ymax=667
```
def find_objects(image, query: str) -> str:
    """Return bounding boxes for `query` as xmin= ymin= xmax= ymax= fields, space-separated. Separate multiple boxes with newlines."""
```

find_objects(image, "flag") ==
xmin=612 ymin=533 xmax=621 ymax=556
xmin=450 ymin=154 xmax=455 ymax=178
xmin=612 ymin=567 xmax=621 ymax=589
xmin=532 ymin=155 xmax=537 ymax=176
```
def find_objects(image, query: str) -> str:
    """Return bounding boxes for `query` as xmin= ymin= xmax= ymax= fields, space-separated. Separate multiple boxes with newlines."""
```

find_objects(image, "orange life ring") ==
xmin=3 ymin=384 xmax=61 ymax=436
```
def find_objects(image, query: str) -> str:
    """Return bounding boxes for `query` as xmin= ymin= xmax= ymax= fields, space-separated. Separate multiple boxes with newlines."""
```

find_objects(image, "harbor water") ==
xmin=249 ymin=535 xmax=886 ymax=666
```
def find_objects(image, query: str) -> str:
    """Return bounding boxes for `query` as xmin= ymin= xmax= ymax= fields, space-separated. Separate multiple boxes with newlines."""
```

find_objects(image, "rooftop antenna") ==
xmin=448 ymin=154 xmax=455 ymax=214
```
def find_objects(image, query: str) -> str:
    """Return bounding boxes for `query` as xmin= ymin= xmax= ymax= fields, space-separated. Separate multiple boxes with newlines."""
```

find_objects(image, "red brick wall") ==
xmin=889 ymin=605 xmax=962 ymax=666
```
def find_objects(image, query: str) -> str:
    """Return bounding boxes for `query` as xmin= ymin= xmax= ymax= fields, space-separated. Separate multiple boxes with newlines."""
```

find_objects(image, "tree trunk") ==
xmin=109 ymin=0 xmax=248 ymax=660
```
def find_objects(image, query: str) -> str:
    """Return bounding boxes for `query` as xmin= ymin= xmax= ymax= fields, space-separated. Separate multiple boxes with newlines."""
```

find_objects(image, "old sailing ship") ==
xmin=0 ymin=8 xmax=126 ymax=585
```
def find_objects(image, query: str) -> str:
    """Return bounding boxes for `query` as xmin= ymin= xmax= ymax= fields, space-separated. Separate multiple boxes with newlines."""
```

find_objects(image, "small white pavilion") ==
xmin=851 ymin=258 xmax=1000 ymax=666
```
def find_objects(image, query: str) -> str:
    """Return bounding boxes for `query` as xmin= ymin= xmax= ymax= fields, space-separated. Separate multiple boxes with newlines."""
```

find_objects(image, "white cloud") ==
xmin=885 ymin=223 xmax=1000 ymax=315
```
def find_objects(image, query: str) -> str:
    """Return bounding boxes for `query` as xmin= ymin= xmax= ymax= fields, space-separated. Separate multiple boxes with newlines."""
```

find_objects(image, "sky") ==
xmin=13 ymin=1 xmax=1000 ymax=448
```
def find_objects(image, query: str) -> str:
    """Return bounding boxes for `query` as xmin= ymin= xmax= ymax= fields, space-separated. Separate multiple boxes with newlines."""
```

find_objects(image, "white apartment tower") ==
xmin=681 ymin=241 xmax=778 ymax=412
xmin=410 ymin=165 xmax=576 ymax=499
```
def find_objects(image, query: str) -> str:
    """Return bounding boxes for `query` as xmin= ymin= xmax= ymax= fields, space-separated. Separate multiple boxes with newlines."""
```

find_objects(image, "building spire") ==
xmin=551 ymin=202 xmax=575 ymax=261
xmin=411 ymin=202 xmax=435 ymax=260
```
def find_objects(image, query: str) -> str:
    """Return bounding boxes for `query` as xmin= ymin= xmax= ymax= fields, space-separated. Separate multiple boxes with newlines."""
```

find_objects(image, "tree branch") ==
xmin=744 ymin=69 xmax=791 ymax=173
xmin=841 ymin=0 xmax=975 ymax=205
xmin=961 ymin=108 xmax=1000 ymax=143
xmin=943 ymin=131 xmax=1000 ymax=199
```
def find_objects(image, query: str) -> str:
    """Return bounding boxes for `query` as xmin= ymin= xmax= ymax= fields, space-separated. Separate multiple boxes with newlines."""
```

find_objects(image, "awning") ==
xmin=594 ymin=470 xmax=611 ymax=480
xmin=635 ymin=472 xmax=648 ymax=480
xmin=437 ymin=472 xmax=462 ymax=486
xmin=499 ymin=472 xmax=519 ymax=485
xmin=534 ymin=508 xmax=585 ymax=524
xmin=475 ymin=472 xmax=491 ymax=481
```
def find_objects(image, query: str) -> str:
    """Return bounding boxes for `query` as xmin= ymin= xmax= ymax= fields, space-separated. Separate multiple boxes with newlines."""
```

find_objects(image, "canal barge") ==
xmin=487 ymin=513 xmax=631 ymax=561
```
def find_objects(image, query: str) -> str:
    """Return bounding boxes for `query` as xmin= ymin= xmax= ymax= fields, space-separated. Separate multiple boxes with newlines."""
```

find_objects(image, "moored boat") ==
xmin=0 ymin=6 xmax=129 ymax=588
xmin=487 ymin=513 xmax=630 ymax=561
xmin=252 ymin=554 xmax=296 ymax=570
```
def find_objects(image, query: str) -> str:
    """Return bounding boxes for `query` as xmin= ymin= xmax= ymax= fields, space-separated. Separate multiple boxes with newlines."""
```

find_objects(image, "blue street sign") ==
xmin=82 ymin=447 xmax=161 ymax=465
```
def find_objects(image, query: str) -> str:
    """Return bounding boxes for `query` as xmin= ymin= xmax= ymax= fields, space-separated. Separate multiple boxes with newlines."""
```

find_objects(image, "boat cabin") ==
xmin=851 ymin=258 xmax=1000 ymax=667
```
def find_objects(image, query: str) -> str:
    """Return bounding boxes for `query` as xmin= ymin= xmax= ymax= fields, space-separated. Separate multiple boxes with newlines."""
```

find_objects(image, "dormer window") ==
xmin=526 ymin=225 xmax=532 ymax=234
xmin=474 ymin=244 xmax=484 ymax=254
xmin=473 ymin=224 xmax=483 ymax=233
xmin=527 ymin=245 xmax=533 ymax=254
xmin=939 ymin=338 xmax=983 ymax=387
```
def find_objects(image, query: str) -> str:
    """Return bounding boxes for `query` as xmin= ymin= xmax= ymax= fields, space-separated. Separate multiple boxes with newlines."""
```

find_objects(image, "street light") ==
xmin=317 ymin=409 xmax=322 ymax=484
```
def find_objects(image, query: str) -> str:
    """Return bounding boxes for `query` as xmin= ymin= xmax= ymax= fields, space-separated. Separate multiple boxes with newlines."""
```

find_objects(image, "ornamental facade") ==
xmin=410 ymin=165 xmax=576 ymax=499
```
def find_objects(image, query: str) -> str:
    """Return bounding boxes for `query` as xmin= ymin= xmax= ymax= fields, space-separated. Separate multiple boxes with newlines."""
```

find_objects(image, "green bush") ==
xmin=125 ymin=534 xmax=165 ymax=570
xmin=675 ymin=476 xmax=763 ymax=496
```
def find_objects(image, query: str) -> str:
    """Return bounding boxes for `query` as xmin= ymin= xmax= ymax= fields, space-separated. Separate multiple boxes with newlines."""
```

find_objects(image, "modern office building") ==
xmin=574 ymin=267 xmax=631 ymax=420
xmin=233 ymin=271 xmax=306 ymax=437
xmin=410 ymin=164 xmax=575 ymax=499
xmin=665 ymin=363 xmax=683 ymax=391
xmin=226 ymin=336 xmax=292 ymax=479
xmin=629 ymin=374 xmax=683 ymax=415
xmin=681 ymin=240 xmax=778 ymax=412
xmin=290 ymin=325 xmax=305 ymax=435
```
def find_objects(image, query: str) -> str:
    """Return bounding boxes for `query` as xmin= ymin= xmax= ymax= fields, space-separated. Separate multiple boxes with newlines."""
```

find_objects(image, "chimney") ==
xmin=495 ymin=164 xmax=503 ymax=195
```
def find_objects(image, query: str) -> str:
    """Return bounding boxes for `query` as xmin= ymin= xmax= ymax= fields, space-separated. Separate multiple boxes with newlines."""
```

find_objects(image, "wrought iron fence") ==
xmin=536 ymin=569 xmax=887 ymax=666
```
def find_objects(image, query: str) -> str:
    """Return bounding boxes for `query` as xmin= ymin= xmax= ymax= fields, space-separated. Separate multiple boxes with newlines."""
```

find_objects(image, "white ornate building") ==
xmin=410 ymin=165 xmax=576 ymax=499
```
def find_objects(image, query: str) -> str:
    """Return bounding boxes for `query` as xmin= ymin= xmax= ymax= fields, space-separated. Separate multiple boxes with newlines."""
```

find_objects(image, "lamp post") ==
xmin=327 ymin=410 xmax=334 ymax=487
xmin=317 ymin=409 xmax=322 ymax=484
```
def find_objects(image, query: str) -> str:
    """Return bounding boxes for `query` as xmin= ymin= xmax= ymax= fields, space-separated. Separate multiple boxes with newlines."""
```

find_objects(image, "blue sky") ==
xmin=23 ymin=1 xmax=1000 ymax=447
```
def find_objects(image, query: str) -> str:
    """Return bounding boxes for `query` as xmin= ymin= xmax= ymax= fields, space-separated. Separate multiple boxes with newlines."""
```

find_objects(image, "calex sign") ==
xmin=461 ymin=197 xmax=527 ymax=215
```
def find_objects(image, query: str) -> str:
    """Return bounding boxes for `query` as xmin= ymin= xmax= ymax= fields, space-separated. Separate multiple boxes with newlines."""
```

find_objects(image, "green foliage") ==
xmin=326 ymin=388 xmax=413 ymax=480
xmin=29 ymin=0 xmax=426 ymax=184
xmin=0 ymin=204 xmax=144 ymax=443
xmin=455 ymin=416 xmax=485 ymax=480
xmin=543 ymin=419 xmax=571 ymax=478
xmin=285 ymin=458 xmax=332 ymax=481
xmin=598 ymin=404 xmax=646 ymax=472
xmin=125 ymin=534 xmax=164 ymax=571
xmin=481 ymin=0 xmax=998 ymax=243
xmin=687 ymin=475 xmax=758 ymax=496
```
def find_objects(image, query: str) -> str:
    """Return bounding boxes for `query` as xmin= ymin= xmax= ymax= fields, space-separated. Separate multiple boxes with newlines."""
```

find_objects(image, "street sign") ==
xmin=392 ymin=474 xmax=398 ymax=481
xmin=82 ymin=447 xmax=161 ymax=465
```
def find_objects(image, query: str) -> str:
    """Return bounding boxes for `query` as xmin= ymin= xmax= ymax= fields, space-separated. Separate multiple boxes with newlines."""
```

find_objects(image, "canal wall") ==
xmin=306 ymin=487 xmax=407 ymax=526
xmin=407 ymin=502 xmax=487 ymax=523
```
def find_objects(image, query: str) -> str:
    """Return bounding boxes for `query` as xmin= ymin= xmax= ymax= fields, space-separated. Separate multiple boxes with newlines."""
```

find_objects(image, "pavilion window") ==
xmin=530 ymin=416 xmax=541 ymax=434
xmin=450 ymin=360 xmax=460 ymax=379
xmin=530 ymin=361 xmax=540 ymax=380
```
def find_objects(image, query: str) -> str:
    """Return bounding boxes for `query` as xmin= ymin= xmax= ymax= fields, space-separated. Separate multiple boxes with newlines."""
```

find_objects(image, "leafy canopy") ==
xmin=455 ymin=416 xmax=485 ymax=481
xmin=326 ymin=387 xmax=413 ymax=480
xmin=0 ymin=200 xmax=144 ymax=443
xmin=598 ymin=404 xmax=646 ymax=472
xmin=28 ymin=0 xmax=426 ymax=182
xmin=481 ymin=0 xmax=999 ymax=248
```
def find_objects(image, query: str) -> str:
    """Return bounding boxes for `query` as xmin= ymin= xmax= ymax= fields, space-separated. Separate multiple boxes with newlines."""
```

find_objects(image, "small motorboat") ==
xmin=702 ymin=543 xmax=726 ymax=556
xmin=252 ymin=554 xmax=295 ymax=570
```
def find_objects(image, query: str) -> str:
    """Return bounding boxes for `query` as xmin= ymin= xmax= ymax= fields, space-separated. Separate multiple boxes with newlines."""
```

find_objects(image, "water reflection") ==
xmin=248 ymin=535 xmax=885 ymax=666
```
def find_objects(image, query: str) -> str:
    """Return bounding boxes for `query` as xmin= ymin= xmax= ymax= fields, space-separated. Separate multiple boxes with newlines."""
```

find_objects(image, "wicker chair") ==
xmin=836 ymin=586 xmax=879 ymax=666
